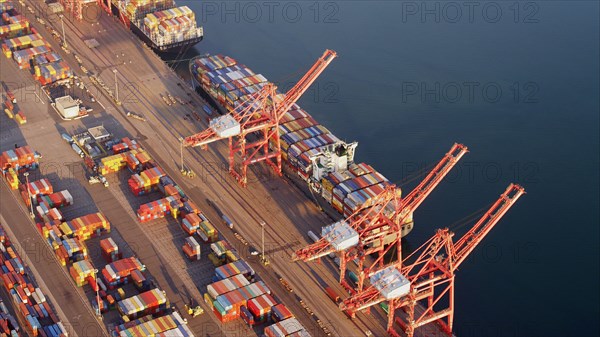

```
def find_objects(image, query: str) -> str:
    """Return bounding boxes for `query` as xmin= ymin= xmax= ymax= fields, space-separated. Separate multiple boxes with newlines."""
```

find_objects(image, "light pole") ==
xmin=23 ymin=172 xmax=34 ymax=218
xmin=93 ymin=269 xmax=101 ymax=317
xmin=113 ymin=69 xmax=118 ymax=101
xmin=59 ymin=15 xmax=67 ymax=48
xmin=260 ymin=221 xmax=265 ymax=262
xmin=178 ymin=137 xmax=185 ymax=173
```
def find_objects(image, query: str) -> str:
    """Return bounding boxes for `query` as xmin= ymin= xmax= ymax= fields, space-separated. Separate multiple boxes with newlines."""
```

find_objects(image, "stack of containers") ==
xmin=264 ymin=318 xmax=306 ymax=337
xmin=136 ymin=196 xmax=182 ymax=222
xmin=128 ymin=166 xmax=165 ymax=195
xmin=55 ymin=238 xmax=87 ymax=266
xmin=101 ymin=257 xmax=146 ymax=289
xmin=113 ymin=312 xmax=191 ymax=337
xmin=206 ymin=274 xmax=249 ymax=302
xmin=0 ymin=298 xmax=21 ymax=336
xmin=112 ymin=137 xmax=140 ymax=154
xmin=0 ymin=146 xmax=39 ymax=174
xmin=125 ymin=149 xmax=152 ymax=172
xmin=1 ymin=224 xmax=68 ymax=337
xmin=210 ymin=240 xmax=230 ymax=259
xmin=2 ymin=33 xmax=44 ymax=55
xmin=117 ymin=288 xmax=168 ymax=320
xmin=0 ymin=14 xmax=31 ymax=39
xmin=182 ymin=236 xmax=200 ymax=261
xmin=36 ymin=190 xmax=73 ymax=208
xmin=214 ymin=260 xmax=255 ymax=281
xmin=180 ymin=211 xmax=200 ymax=235
xmin=196 ymin=213 xmax=218 ymax=243
xmin=57 ymin=212 xmax=111 ymax=241
xmin=271 ymin=304 xmax=293 ymax=322
xmin=331 ymin=171 xmax=388 ymax=213
xmin=20 ymin=178 xmax=52 ymax=206
xmin=99 ymin=152 xmax=128 ymax=175
xmin=34 ymin=60 xmax=72 ymax=85
xmin=213 ymin=281 xmax=271 ymax=323
xmin=69 ymin=259 xmax=95 ymax=287
xmin=100 ymin=237 xmax=121 ymax=262
xmin=130 ymin=269 xmax=149 ymax=291
xmin=2 ymin=168 xmax=18 ymax=190
xmin=36 ymin=206 xmax=63 ymax=223
xmin=246 ymin=293 xmax=277 ymax=325
xmin=12 ymin=45 xmax=49 ymax=69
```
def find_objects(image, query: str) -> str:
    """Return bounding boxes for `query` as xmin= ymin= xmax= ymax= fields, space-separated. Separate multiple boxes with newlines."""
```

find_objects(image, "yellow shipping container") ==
xmin=15 ymin=113 xmax=26 ymax=124
xmin=6 ymin=168 xmax=18 ymax=190
xmin=60 ymin=222 xmax=73 ymax=236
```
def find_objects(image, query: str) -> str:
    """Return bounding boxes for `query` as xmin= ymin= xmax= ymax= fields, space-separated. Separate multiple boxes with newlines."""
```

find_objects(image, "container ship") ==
xmin=98 ymin=0 xmax=203 ymax=54
xmin=191 ymin=54 xmax=414 ymax=239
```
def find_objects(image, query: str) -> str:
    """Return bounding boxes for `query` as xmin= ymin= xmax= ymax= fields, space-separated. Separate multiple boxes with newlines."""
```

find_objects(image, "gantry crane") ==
xmin=293 ymin=143 xmax=469 ymax=291
xmin=339 ymin=183 xmax=525 ymax=337
xmin=183 ymin=50 xmax=338 ymax=186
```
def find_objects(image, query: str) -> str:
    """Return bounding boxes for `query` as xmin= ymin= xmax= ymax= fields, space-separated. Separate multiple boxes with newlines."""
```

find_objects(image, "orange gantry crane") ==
xmin=293 ymin=143 xmax=469 ymax=291
xmin=339 ymin=183 xmax=525 ymax=337
xmin=183 ymin=50 xmax=338 ymax=186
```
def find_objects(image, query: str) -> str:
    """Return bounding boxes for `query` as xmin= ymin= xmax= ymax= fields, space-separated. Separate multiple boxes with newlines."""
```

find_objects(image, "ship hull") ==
xmin=110 ymin=3 xmax=202 ymax=55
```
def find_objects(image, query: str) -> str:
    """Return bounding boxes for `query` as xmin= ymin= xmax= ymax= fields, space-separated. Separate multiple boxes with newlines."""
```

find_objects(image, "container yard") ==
xmin=0 ymin=0 xmax=541 ymax=336
xmin=1 ymin=223 xmax=68 ymax=337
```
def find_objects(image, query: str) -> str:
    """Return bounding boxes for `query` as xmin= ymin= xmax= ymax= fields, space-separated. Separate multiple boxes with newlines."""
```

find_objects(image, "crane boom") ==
xmin=450 ymin=183 xmax=525 ymax=271
xmin=394 ymin=143 xmax=468 ymax=222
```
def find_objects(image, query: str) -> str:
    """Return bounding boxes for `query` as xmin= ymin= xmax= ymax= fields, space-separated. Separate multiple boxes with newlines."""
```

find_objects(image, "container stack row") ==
xmin=113 ymin=312 xmax=193 ymax=337
xmin=3 ymin=88 xmax=26 ymax=124
xmin=1 ymin=2 xmax=72 ymax=85
xmin=0 ymin=146 xmax=39 ymax=175
xmin=0 ymin=11 xmax=31 ymax=39
xmin=128 ymin=166 xmax=166 ymax=196
xmin=117 ymin=288 xmax=169 ymax=320
xmin=0 ymin=224 xmax=68 ymax=337
xmin=1 ymin=296 xmax=21 ymax=336
xmin=100 ymin=257 xmax=146 ymax=290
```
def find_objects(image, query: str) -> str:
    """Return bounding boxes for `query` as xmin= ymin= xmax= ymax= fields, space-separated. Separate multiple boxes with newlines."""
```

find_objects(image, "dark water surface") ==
xmin=175 ymin=1 xmax=599 ymax=336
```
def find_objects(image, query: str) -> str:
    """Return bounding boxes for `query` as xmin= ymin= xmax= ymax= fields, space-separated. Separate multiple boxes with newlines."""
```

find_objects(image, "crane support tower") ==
xmin=184 ymin=50 xmax=337 ymax=186
xmin=339 ymin=184 xmax=525 ymax=337
xmin=293 ymin=143 xmax=469 ymax=291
